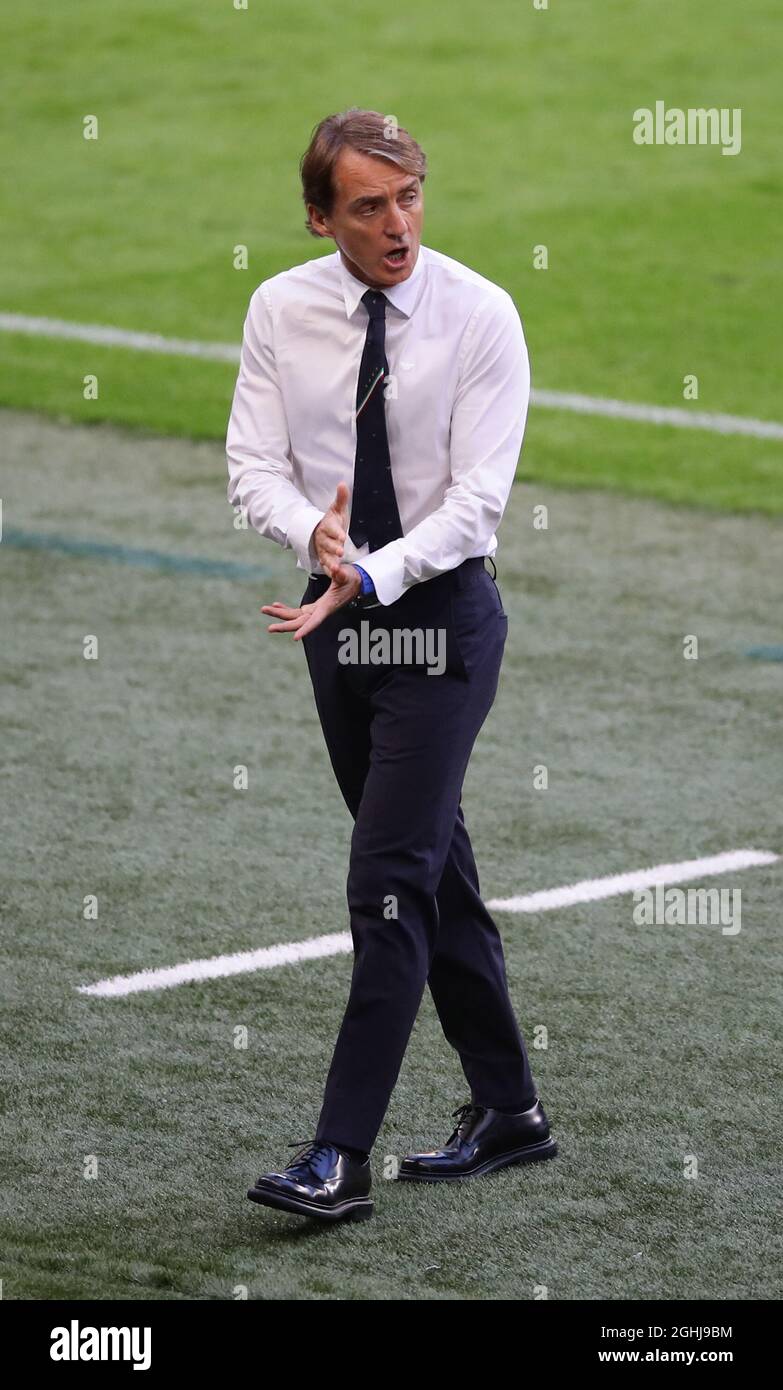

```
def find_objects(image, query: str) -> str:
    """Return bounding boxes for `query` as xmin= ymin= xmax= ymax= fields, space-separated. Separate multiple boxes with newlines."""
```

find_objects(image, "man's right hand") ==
xmin=311 ymin=481 xmax=350 ymax=579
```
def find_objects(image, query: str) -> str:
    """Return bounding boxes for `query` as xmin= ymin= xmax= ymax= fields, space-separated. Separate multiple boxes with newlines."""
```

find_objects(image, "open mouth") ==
xmin=383 ymin=246 xmax=409 ymax=268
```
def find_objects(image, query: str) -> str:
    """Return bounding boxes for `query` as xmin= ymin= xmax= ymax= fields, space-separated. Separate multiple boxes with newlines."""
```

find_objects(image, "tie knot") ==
xmin=362 ymin=289 xmax=388 ymax=320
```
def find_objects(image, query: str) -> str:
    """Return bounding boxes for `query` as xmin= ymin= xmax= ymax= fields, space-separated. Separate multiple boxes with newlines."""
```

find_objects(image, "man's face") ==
xmin=308 ymin=148 xmax=424 ymax=289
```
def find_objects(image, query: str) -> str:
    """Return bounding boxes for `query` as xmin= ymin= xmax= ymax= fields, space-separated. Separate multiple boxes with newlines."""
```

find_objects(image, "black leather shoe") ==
xmin=397 ymin=1097 xmax=557 ymax=1182
xmin=247 ymin=1139 xmax=373 ymax=1222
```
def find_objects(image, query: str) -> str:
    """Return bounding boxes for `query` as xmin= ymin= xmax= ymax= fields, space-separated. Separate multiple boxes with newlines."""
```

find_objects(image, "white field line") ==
xmin=485 ymin=848 xmax=779 ymax=913
xmin=77 ymin=931 xmax=352 ymax=998
xmin=531 ymin=389 xmax=783 ymax=441
xmin=78 ymin=848 xmax=778 ymax=998
xmin=2 ymin=312 xmax=782 ymax=440
xmin=0 ymin=312 xmax=239 ymax=364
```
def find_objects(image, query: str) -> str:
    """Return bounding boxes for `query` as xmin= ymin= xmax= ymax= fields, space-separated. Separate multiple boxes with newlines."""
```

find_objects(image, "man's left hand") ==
xmin=261 ymin=563 xmax=363 ymax=641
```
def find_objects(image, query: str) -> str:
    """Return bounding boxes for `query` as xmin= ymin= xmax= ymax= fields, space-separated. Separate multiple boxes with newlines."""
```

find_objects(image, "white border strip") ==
xmin=78 ymin=848 xmax=778 ymax=997
xmin=2 ymin=312 xmax=782 ymax=440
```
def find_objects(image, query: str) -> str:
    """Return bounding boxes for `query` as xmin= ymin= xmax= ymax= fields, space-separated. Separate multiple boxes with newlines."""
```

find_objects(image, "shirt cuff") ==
xmin=286 ymin=501 xmax=328 ymax=574
xmin=351 ymin=542 xmax=406 ymax=606
xmin=352 ymin=564 xmax=376 ymax=596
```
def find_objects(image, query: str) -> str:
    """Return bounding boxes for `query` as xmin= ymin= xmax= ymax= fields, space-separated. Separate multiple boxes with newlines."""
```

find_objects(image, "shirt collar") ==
xmin=338 ymin=244 xmax=426 ymax=320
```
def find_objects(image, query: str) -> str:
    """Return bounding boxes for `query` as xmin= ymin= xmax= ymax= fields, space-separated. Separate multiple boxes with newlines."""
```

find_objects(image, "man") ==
xmin=226 ymin=108 xmax=557 ymax=1224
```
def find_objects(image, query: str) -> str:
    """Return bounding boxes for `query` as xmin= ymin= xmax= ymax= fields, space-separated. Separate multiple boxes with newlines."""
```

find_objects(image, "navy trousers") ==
xmin=300 ymin=557 xmax=537 ymax=1153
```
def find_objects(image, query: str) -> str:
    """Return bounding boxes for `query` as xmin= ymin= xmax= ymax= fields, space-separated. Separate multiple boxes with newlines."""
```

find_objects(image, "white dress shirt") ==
xmin=225 ymin=243 xmax=530 ymax=606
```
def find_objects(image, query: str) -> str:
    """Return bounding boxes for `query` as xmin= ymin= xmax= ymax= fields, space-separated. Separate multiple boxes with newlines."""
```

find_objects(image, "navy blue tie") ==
xmin=349 ymin=289 xmax=404 ymax=551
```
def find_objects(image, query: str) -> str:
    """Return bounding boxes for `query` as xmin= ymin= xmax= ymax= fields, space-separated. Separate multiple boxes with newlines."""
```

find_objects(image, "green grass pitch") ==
xmin=0 ymin=0 xmax=781 ymax=1301
xmin=1 ymin=410 xmax=781 ymax=1299
xmin=0 ymin=0 xmax=781 ymax=510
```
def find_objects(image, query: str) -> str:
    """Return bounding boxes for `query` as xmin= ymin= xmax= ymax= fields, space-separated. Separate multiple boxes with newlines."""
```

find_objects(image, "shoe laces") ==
xmin=285 ymin=1139 xmax=334 ymax=1174
xmin=447 ymin=1101 xmax=484 ymax=1143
